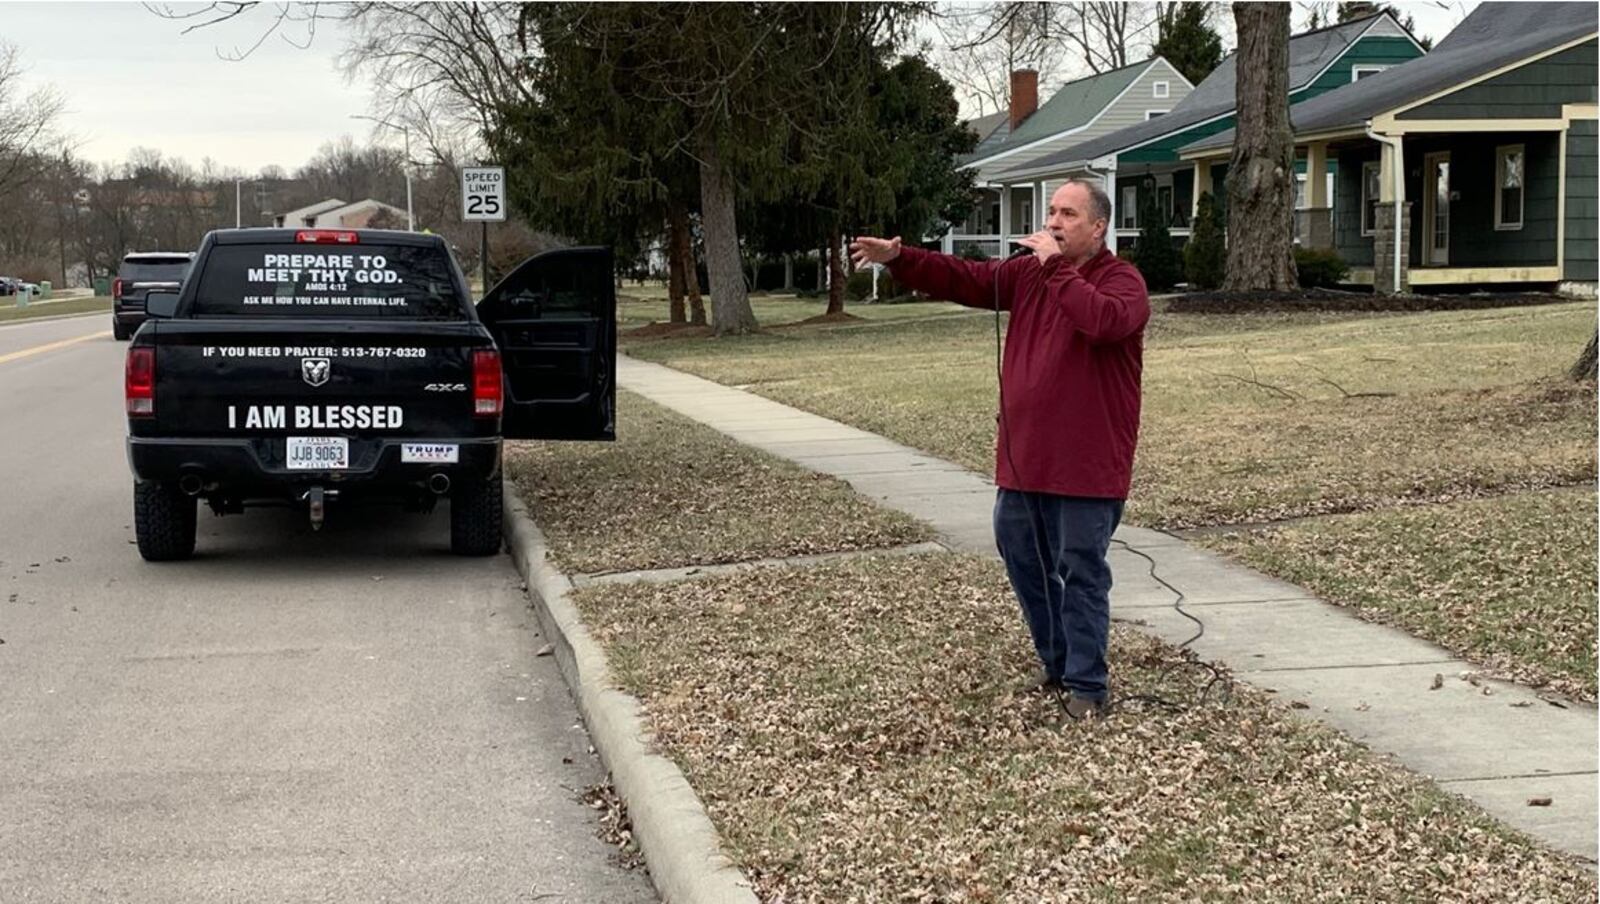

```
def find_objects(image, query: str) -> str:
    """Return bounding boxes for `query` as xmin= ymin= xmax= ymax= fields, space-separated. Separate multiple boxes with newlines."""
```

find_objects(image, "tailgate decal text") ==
xmin=228 ymin=404 xmax=405 ymax=430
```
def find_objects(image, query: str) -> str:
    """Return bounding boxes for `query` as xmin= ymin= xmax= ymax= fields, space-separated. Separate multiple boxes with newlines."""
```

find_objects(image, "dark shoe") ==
xmin=1063 ymin=693 xmax=1108 ymax=721
xmin=1017 ymin=668 xmax=1062 ymax=694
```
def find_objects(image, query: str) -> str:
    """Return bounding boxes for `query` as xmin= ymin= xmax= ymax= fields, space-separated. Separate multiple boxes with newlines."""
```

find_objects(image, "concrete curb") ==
xmin=502 ymin=484 xmax=760 ymax=904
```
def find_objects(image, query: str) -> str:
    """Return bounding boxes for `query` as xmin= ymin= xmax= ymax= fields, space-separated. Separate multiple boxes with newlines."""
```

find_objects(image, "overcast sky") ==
xmin=4 ymin=1 xmax=1482 ymax=176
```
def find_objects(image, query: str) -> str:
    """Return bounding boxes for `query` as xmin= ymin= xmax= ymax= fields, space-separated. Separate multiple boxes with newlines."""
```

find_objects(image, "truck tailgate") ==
xmin=146 ymin=319 xmax=494 ymax=439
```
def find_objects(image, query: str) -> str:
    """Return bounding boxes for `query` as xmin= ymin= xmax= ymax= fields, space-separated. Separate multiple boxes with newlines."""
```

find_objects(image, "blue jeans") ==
xmin=992 ymin=489 xmax=1123 ymax=701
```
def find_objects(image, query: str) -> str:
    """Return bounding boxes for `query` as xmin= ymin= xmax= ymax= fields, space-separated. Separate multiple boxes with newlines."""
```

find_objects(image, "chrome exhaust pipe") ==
xmin=428 ymin=473 xmax=451 ymax=495
xmin=178 ymin=474 xmax=204 ymax=496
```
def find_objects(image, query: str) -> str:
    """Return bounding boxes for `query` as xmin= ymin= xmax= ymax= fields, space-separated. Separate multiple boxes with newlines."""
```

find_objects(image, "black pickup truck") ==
xmin=125 ymin=227 xmax=614 ymax=560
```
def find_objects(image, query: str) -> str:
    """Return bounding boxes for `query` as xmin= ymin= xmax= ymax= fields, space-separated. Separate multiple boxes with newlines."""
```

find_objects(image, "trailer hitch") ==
xmin=300 ymin=486 xmax=337 ymax=530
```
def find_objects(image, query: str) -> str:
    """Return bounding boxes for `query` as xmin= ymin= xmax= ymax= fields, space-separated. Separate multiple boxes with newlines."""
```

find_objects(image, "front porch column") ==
xmin=1373 ymin=137 xmax=1410 ymax=294
xmin=1192 ymin=160 xmax=1213 ymax=216
xmin=941 ymin=230 xmax=954 ymax=254
xmin=1302 ymin=141 xmax=1333 ymax=249
xmin=998 ymin=184 xmax=1011 ymax=257
xmin=1035 ymin=180 xmax=1046 ymax=232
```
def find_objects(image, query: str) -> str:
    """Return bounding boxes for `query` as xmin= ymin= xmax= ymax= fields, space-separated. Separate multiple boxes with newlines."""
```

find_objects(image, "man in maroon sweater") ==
xmin=850 ymin=180 xmax=1149 ymax=719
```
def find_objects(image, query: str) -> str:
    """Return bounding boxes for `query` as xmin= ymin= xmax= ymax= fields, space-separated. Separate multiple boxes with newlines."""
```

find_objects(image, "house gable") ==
xmin=1398 ymin=39 xmax=1598 ymax=120
xmin=1304 ymin=36 xmax=1428 ymax=93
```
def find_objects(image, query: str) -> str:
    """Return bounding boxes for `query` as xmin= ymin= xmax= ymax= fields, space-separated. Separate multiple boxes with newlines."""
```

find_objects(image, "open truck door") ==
xmin=477 ymin=247 xmax=616 ymax=441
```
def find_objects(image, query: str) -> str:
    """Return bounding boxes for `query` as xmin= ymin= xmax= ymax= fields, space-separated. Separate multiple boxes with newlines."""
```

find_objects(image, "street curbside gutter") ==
xmin=502 ymin=482 xmax=761 ymax=904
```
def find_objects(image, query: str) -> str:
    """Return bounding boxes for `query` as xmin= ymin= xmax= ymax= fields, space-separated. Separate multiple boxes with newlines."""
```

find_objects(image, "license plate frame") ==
xmin=286 ymin=436 xmax=350 ymax=470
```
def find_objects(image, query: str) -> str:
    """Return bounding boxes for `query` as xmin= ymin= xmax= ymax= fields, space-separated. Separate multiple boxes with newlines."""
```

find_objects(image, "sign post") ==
xmin=461 ymin=165 xmax=506 ymax=292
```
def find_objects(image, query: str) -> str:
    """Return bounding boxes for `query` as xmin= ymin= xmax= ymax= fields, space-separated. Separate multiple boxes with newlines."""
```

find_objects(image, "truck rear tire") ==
xmin=134 ymin=480 xmax=196 ymax=561
xmin=450 ymin=476 xmax=503 ymax=556
xmin=113 ymin=320 xmax=130 ymax=341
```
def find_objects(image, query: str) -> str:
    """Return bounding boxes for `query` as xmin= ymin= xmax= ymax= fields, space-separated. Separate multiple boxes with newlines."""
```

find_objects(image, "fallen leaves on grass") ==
xmin=574 ymin=553 xmax=1594 ymax=903
xmin=505 ymin=391 xmax=931 ymax=574
xmin=1202 ymin=488 xmax=1598 ymax=702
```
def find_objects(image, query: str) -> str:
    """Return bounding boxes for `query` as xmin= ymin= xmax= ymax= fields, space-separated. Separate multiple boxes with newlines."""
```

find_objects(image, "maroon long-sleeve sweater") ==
xmin=887 ymin=245 xmax=1150 ymax=499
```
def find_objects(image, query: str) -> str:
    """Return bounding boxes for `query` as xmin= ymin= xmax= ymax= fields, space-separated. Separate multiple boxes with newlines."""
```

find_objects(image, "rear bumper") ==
xmin=127 ymin=435 xmax=502 ymax=496
xmin=113 ymin=306 xmax=146 ymax=330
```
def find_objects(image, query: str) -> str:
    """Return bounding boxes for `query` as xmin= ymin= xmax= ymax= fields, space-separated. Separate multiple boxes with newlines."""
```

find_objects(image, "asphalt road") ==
xmin=0 ymin=314 xmax=657 ymax=903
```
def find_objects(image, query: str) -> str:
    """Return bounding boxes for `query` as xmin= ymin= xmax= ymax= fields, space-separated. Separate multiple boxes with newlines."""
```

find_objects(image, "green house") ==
xmin=990 ymin=11 xmax=1426 ymax=253
xmin=1183 ymin=1 xmax=1597 ymax=293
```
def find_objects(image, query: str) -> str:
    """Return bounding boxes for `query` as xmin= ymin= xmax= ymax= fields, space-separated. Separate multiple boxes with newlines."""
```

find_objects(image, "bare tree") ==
xmin=336 ymin=2 xmax=531 ymax=162
xmin=931 ymin=3 xmax=1072 ymax=116
xmin=1056 ymin=2 xmax=1161 ymax=74
xmin=0 ymin=41 xmax=66 ymax=203
xmin=932 ymin=2 xmax=1163 ymax=116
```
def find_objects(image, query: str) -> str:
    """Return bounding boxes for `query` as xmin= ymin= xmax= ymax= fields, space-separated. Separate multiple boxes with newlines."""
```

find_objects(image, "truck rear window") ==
xmin=187 ymin=244 xmax=466 ymax=319
xmin=120 ymin=261 xmax=191 ymax=282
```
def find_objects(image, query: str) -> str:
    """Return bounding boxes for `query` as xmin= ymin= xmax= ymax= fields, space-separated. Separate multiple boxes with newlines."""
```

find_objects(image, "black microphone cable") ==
xmin=990 ymin=246 xmax=1229 ymax=720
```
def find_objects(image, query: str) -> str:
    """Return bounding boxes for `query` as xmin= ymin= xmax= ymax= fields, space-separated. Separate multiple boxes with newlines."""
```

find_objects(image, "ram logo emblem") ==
xmin=301 ymin=357 xmax=331 ymax=388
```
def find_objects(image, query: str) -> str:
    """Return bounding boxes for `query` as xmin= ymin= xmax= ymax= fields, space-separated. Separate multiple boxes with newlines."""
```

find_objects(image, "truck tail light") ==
xmin=126 ymin=347 xmax=155 ymax=416
xmin=472 ymin=349 xmax=502 ymax=417
xmin=112 ymin=278 xmax=123 ymax=300
xmin=295 ymin=230 xmax=360 ymax=244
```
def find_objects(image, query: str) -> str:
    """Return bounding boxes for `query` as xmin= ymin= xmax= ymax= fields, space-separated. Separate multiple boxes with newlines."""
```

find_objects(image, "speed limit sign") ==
xmin=461 ymin=166 xmax=506 ymax=222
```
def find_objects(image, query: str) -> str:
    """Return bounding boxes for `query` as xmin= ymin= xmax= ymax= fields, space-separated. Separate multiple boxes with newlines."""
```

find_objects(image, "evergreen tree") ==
xmin=1183 ymin=191 xmax=1226 ymax=290
xmin=1152 ymin=3 xmax=1224 ymax=87
xmin=1132 ymin=183 xmax=1181 ymax=291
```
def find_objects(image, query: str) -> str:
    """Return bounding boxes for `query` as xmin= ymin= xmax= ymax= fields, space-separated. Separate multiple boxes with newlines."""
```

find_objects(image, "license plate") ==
xmin=286 ymin=436 xmax=349 ymax=470
xmin=401 ymin=443 xmax=459 ymax=464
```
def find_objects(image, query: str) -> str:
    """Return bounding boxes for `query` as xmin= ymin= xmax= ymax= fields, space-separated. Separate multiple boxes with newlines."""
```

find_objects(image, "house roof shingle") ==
xmin=958 ymin=59 xmax=1154 ymax=168
xmin=993 ymin=12 xmax=1399 ymax=179
xmin=1183 ymin=2 xmax=1598 ymax=154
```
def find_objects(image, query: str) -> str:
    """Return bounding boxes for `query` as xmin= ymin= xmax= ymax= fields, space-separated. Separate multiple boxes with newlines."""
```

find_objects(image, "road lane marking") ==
xmin=0 ymin=331 xmax=113 ymax=365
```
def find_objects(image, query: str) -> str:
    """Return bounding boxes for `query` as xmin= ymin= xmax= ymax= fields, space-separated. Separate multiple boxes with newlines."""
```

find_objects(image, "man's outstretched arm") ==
xmin=849 ymin=236 xmax=1009 ymax=311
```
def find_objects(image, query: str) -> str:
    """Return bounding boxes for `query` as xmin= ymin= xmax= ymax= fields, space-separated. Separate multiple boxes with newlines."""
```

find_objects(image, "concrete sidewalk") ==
xmin=618 ymin=354 xmax=1598 ymax=862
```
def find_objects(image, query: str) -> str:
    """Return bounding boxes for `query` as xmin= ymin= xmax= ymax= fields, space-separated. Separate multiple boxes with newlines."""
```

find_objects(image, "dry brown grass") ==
xmin=576 ymin=554 xmax=1597 ymax=903
xmin=504 ymin=391 xmax=931 ymax=574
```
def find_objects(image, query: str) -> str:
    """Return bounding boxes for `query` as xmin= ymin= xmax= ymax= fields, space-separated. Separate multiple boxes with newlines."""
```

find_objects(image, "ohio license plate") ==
xmin=286 ymin=436 xmax=349 ymax=470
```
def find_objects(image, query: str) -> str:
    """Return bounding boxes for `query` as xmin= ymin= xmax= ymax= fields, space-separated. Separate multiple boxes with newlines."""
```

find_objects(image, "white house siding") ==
xmin=1360 ymin=15 xmax=1412 ymax=39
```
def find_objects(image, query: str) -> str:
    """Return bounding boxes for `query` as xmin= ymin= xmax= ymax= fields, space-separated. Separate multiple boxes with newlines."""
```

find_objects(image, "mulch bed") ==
xmin=769 ymin=311 xmax=866 ymax=329
xmin=1167 ymin=287 xmax=1578 ymax=314
xmin=621 ymin=321 xmax=714 ymax=339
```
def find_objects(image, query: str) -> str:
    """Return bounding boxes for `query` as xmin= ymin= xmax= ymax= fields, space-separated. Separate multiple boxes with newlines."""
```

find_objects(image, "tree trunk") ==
xmin=826 ymin=228 xmax=846 ymax=315
xmin=687 ymin=268 xmax=707 ymax=326
xmin=783 ymin=254 xmax=793 ymax=290
xmin=666 ymin=203 xmax=689 ymax=324
xmin=1223 ymin=2 xmax=1298 ymax=292
xmin=697 ymin=140 xmax=758 ymax=335
xmin=1571 ymin=331 xmax=1598 ymax=381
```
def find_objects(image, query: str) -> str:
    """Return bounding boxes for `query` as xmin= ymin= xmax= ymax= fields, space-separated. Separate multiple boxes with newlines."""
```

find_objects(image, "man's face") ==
xmin=1046 ymin=183 xmax=1107 ymax=262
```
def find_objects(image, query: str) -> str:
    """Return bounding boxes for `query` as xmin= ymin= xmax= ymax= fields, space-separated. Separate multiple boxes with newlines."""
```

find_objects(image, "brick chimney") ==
xmin=1009 ymin=68 xmax=1039 ymax=132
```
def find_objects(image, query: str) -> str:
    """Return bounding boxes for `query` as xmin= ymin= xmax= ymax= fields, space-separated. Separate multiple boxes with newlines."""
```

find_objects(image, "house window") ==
xmin=1120 ymin=185 xmax=1138 ymax=229
xmin=1294 ymin=173 xmax=1307 ymax=210
xmin=1153 ymin=81 xmax=1170 ymax=99
xmin=990 ymin=202 xmax=1000 ymax=232
xmin=1020 ymin=199 xmax=1033 ymax=233
xmin=1145 ymin=110 xmax=1168 ymax=120
xmin=1361 ymin=161 xmax=1381 ymax=236
xmin=1495 ymin=144 xmax=1525 ymax=230
xmin=1351 ymin=65 xmax=1388 ymax=82
xmin=1156 ymin=185 xmax=1173 ymax=225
